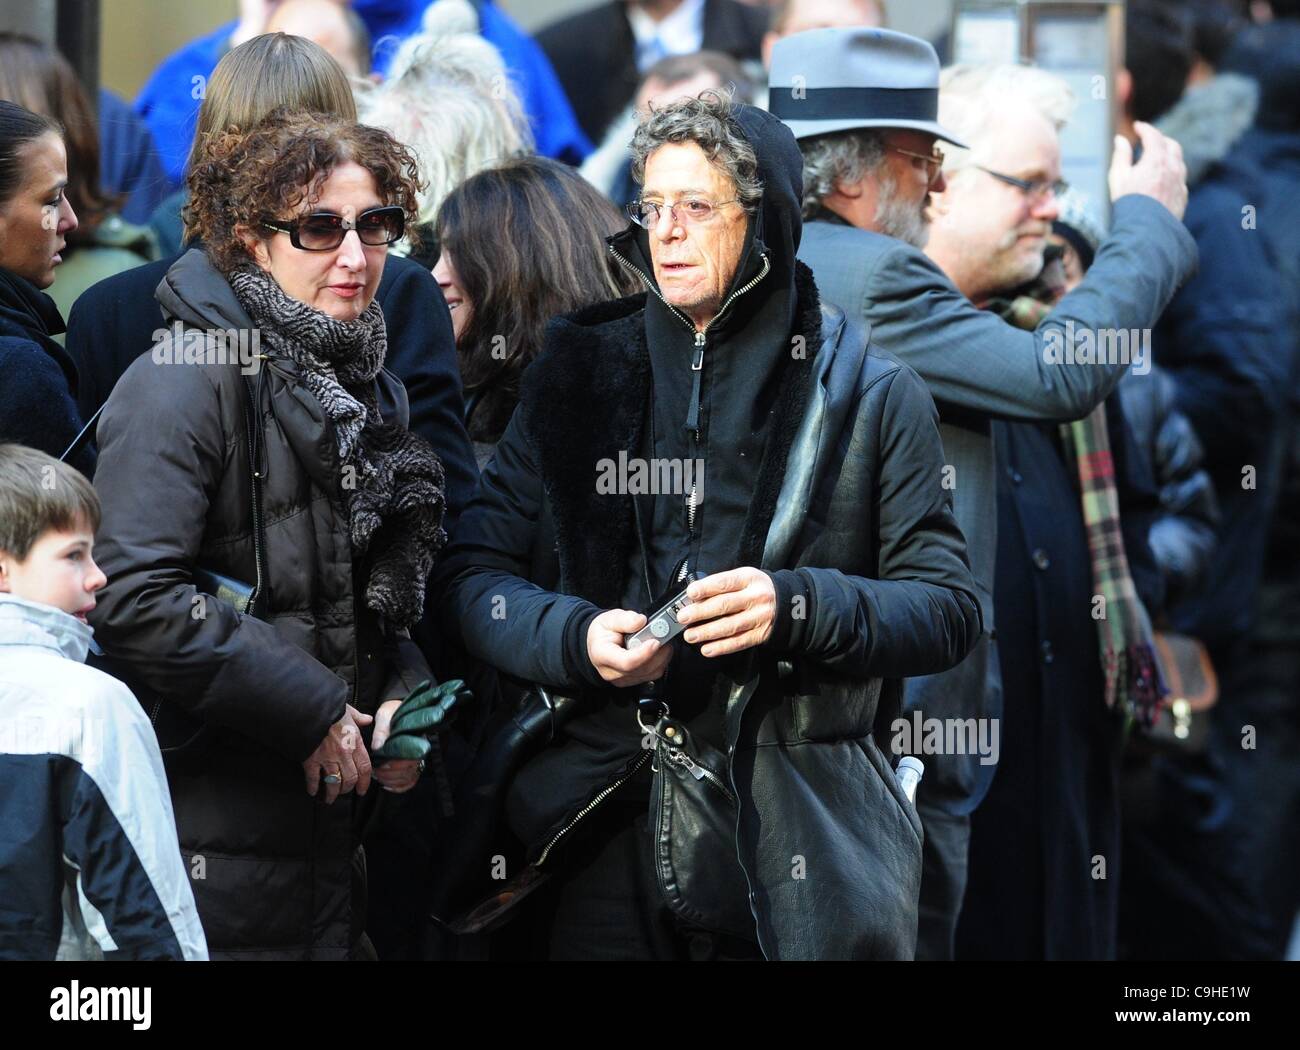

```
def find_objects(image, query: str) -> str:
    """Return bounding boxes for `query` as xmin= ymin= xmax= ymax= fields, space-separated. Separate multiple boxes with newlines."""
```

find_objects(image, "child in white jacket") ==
xmin=0 ymin=443 xmax=207 ymax=960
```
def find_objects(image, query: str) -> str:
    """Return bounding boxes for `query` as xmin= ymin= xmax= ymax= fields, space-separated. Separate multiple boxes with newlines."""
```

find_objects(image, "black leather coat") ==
xmin=436 ymin=103 xmax=981 ymax=960
xmin=436 ymin=271 xmax=983 ymax=958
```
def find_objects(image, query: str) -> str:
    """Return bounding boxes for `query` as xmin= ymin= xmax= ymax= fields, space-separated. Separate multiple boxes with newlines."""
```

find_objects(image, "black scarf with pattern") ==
xmin=229 ymin=267 xmax=446 ymax=629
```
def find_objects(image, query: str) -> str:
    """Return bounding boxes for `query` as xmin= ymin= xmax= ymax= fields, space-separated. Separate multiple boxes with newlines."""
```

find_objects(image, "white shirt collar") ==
xmin=628 ymin=0 xmax=707 ymax=72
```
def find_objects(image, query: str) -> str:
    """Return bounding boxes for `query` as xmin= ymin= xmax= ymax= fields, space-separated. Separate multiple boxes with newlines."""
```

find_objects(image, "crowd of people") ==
xmin=0 ymin=0 xmax=1296 ymax=963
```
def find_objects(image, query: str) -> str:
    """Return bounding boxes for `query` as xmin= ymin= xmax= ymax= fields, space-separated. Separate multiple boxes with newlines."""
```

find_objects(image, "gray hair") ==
xmin=937 ymin=63 xmax=1076 ymax=177
xmin=798 ymin=129 xmax=887 ymax=216
xmin=629 ymin=89 xmax=763 ymax=211
xmin=354 ymin=0 xmax=533 ymax=231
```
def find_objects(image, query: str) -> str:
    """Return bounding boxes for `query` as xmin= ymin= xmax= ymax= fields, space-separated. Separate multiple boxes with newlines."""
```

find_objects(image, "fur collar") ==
xmin=520 ymin=261 xmax=824 ymax=606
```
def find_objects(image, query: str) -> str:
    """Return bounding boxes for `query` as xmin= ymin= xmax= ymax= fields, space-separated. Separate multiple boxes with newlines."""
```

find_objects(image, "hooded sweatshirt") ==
xmin=605 ymin=105 xmax=808 ymax=735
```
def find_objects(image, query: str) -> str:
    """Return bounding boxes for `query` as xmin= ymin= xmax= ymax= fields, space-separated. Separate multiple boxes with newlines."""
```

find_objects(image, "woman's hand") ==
xmin=370 ymin=698 xmax=422 ymax=794
xmin=302 ymin=704 xmax=374 ymax=804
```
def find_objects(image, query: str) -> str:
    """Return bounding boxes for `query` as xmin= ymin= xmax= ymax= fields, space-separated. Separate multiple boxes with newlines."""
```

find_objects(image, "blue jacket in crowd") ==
xmin=97 ymin=89 xmax=169 ymax=226
xmin=134 ymin=0 xmax=590 ymax=191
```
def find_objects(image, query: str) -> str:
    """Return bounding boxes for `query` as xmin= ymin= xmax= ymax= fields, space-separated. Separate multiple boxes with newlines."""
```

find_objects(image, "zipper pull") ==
xmin=685 ymin=331 xmax=705 ymax=434
xmin=670 ymin=747 xmax=707 ymax=780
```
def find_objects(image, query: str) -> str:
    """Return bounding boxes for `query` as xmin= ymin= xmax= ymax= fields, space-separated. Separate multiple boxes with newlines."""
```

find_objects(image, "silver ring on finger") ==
xmin=322 ymin=771 xmax=342 ymax=785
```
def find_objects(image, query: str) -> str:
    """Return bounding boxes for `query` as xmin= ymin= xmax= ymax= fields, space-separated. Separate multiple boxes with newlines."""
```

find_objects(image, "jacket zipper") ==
xmin=535 ymin=748 xmax=652 ymax=867
xmin=606 ymin=244 xmax=772 ymax=351
xmin=663 ymin=744 xmax=735 ymax=803
xmin=609 ymin=245 xmax=771 ymax=584
xmin=243 ymin=378 xmax=267 ymax=614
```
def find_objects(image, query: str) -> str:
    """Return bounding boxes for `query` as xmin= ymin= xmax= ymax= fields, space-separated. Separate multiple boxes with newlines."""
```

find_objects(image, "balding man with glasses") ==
xmin=771 ymin=29 xmax=1196 ymax=960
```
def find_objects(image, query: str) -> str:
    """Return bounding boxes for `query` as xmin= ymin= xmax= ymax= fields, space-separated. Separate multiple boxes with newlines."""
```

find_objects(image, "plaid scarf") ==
xmin=987 ymin=264 xmax=1166 ymax=726
xmin=1060 ymin=407 xmax=1166 ymax=727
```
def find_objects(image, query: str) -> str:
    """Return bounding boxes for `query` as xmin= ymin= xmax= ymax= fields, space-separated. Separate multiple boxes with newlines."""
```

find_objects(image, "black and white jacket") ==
xmin=0 ymin=595 xmax=206 ymax=960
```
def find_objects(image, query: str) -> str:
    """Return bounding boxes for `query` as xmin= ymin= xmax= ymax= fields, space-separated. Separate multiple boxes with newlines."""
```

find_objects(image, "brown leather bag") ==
xmin=1146 ymin=631 xmax=1219 ymax=752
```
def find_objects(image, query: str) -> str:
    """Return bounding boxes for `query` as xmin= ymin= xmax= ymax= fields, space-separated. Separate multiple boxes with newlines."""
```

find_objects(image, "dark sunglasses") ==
xmin=261 ymin=205 xmax=406 ymax=251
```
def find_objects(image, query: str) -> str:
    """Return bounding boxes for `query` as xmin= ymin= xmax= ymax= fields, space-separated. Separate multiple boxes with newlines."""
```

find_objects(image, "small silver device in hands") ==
xmin=626 ymin=579 xmax=698 ymax=650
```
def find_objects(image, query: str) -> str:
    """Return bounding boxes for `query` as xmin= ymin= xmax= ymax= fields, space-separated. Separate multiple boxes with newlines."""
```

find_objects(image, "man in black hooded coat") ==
xmin=435 ymin=93 xmax=982 ymax=960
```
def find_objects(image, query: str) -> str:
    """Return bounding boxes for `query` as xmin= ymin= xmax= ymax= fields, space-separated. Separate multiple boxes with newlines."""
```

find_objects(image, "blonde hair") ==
xmin=354 ymin=0 xmax=532 ymax=232
xmin=185 ymin=32 xmax=357 ymax=179
xmin=938 ymin=63 xmax=1076 ymax=175
xmin=180 ymin=34 xmax=358 ymax=243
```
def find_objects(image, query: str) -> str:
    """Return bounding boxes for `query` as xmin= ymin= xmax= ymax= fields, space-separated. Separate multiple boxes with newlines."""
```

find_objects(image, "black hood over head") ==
xmin=728 ymin=102 xmax=806 ymax=301
xmin=608 ymin=102 xmax=806 ymax=321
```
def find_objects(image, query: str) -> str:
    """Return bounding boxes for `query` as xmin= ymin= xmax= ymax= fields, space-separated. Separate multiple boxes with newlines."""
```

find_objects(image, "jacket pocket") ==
xmin=859 ymin=734 xmax=923 ymax=847
xmin=790 ymin=673 xmax=879 ymax=742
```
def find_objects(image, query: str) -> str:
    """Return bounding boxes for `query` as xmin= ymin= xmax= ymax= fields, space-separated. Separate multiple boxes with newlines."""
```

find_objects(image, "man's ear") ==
xmin=236 ymin=224 xmax=272 ymax=272
xmin=833 ymin=173 xmax=866 ymax=200
xmin=0 ymin=552 xmax=12 ymax=593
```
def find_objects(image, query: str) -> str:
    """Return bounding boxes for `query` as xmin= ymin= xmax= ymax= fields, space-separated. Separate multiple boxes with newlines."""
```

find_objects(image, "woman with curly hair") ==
xmin=88 ymin=112 xmax=447 ymax=960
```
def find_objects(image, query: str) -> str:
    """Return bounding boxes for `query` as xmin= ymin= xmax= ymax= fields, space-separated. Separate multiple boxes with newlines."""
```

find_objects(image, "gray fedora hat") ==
xmin=769 ymin=27 xmax=968 ymax=148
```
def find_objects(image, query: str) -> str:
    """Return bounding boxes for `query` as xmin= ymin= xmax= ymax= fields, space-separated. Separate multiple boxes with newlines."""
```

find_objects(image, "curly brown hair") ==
xmin=185 ymin=110 xmax=424 ymax=273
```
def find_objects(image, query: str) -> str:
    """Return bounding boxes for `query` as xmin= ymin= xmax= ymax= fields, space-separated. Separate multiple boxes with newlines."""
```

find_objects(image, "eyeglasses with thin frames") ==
xmin=261 ymin=205 xmax=406 ymax=251
xmin=627 ymin=198 xmax=740 ymax=229
xmin=976 ymin=167 xmax=1069 ymax=204
xmin=890 ymin=145 xmax=946 ymax=186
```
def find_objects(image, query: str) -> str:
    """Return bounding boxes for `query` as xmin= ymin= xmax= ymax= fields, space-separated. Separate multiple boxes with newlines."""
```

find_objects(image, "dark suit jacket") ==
xmin=536 ymin=0 xmax=767 ymax=145
xmin=63 ymin=252 xmax=479 ymax=526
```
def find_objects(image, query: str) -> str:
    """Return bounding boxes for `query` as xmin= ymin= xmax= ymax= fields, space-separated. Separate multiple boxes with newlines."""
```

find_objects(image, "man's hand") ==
xmin=369 ymin=698 xmax=421 ymax=794
xmin=587 ymin=609 xmax=674 ymax=686
xmin=1109 ymin=122 xmax=1188 ymax=221
xmin=302 ymin=704 xmax=373 ymax=804
xmin=678 ymin=567 xmax=776 ymax=657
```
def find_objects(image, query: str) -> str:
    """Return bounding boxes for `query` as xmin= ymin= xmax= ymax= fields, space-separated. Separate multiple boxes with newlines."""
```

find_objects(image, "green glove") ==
xmin=371 ymin=679 xmax=471 ymax=761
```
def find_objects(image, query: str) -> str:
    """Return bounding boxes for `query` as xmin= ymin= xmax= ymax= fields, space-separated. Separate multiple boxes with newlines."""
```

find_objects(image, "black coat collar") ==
xmin=520 ymin=261 xmax=824 ymax=608
xmin=0 ymin=267 xmax=77 ymax=394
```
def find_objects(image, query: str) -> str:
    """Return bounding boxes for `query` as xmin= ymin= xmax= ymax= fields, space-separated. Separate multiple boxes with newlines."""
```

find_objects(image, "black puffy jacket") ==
xmin=89 ymin=249 xmax=432 ymax=959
